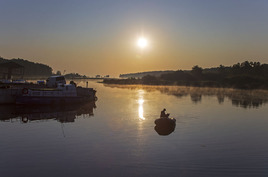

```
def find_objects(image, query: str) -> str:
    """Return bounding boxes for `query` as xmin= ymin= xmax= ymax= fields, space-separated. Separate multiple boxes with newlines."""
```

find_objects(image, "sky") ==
xmin=1 ymin=0 xmax=268 ymax=77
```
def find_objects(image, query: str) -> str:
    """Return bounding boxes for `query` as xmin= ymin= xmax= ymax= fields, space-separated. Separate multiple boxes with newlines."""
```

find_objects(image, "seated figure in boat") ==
xmin=160 ymin=108 xmax=170 ymax=118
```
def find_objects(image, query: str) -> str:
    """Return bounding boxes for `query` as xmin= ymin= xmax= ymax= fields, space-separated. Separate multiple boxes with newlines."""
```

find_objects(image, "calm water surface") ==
xmin=1 ymin=80 xmax=268 ymax=177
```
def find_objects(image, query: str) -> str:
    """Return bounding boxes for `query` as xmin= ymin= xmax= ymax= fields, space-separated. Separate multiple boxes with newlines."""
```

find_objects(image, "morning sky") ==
xmin=1 ymin=0 xmax=268 ymax=76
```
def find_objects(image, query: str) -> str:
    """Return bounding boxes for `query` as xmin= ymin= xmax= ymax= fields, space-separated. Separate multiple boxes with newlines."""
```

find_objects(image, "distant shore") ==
xmin=104 ymin=61 xmax=268 ymax=90
xmin=103 ymin=77 xmax=268 ymax=90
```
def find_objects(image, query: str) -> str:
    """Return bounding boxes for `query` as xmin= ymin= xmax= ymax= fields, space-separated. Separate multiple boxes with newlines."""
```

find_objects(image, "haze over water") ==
xmin=1 ymin=80 xmax=268 ymax=177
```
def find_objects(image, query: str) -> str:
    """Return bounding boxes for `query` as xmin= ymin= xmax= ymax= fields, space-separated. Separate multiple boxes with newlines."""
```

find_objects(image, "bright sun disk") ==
xmin=137 ymin=37 xmax=148 ymax=49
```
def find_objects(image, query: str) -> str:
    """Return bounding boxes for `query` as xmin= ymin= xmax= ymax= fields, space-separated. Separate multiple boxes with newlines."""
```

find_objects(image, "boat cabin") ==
xmin=46 ymin=76 xmax=66 ymax=87
xmin=24 ymin=84 xmax=77 ymax=97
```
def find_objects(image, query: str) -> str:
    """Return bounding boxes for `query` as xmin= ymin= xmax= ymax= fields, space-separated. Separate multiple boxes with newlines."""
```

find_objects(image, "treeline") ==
xmin=64 ymin=73 xmax=88 ymax=79
xmin=104 ymin=61 xmax=268 ymax=89
xmin=0 ymin=57 xmax=52 ymax=78
xmin=120 ymin=70 xmax=174 ymax=78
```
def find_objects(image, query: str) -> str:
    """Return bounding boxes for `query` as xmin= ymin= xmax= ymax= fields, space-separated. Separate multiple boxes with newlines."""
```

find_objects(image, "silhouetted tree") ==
xmin=0 ymin=57 xmax=52 ymax=77
xmin=56 ymin=71 xmax=62 ymax=75
xmin=191 ymin=65 xmax=203 ymax=76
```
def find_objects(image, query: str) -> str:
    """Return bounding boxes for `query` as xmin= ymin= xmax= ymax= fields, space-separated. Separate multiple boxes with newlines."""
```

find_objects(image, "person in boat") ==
xmin=160 ymin=108 xmax=170 ymax=118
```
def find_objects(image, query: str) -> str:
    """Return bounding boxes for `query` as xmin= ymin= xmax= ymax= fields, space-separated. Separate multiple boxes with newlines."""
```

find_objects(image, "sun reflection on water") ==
xmin=138 ymin=90 xmax=145 ymax=120
xmin=138 ymin=99 xmax=145 ymax=120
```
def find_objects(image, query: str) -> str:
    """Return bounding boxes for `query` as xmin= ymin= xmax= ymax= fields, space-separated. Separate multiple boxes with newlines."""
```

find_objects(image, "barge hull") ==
xmin=16 ymin=96 xmax=96 ymax=105
xmin=0 ymin=88 xmax=22 ymax=104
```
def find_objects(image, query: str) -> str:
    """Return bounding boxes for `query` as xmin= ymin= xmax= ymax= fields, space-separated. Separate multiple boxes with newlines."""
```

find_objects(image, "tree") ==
xmin=218 ymin=64 xmax=225 ymax=73
xmin=191 ymin=65 xmax=203 ymax=76
xmin=56 ymin=71 xmax=62 ymax=75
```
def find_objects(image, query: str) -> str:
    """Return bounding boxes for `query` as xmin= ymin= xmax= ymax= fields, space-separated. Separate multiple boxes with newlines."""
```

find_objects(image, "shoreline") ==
xmin=102 ymin=78 xmax=268 ymax=90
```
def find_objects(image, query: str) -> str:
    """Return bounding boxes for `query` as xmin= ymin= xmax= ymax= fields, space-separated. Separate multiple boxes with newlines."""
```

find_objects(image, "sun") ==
xmin=137 ymin=37 xmax=148 ymax=49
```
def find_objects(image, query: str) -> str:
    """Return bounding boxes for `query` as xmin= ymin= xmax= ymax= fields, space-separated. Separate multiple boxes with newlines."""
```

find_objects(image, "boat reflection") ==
xmin=104 ymin=84 xmax=268 ymax=109
xmin=0 ymin=101 xmax=96 ymax=123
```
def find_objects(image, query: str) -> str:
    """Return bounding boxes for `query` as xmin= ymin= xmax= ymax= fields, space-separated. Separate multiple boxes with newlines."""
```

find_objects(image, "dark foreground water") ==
xmin=1 ymin=80 xmax=268 ymax=177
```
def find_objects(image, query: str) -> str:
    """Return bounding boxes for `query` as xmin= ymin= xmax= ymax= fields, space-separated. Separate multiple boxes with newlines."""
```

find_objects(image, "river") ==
xmin=1 ymin=80 xmax=268 ymax=177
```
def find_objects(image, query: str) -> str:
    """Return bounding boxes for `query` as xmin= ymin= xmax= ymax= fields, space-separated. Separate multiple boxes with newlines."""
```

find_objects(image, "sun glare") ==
xmin=137 ymin=37 xmax=148 ymax=49
xmin=138 ymin=90 xmax=145 ymax=120
xmin=138 ymin=98 xmax=145 ymax=120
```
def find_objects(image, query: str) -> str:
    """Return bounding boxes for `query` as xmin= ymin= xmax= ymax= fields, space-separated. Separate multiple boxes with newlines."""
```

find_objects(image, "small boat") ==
xmin=154 ymin=117 xmax=176 ymax=125
xmin=16 ymin=83 xmax=97 ymax=105
xmin=154 ymin=117 xmax=176 ymax=136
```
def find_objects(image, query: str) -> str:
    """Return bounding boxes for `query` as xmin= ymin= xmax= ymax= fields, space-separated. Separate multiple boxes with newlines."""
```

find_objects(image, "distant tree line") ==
xmin=64 ymin=73 xmax=88 ymax=79
xmin=0 ymin=57 xmax=52 ymax=78
xmin=119 ymin=70 xmax=174 ymax=78
xmin=104 ymin=61 xmax=268 ymax=89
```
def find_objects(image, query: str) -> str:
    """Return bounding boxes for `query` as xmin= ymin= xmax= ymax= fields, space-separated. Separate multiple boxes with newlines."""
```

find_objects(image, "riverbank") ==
xmin=103 ymin=77 xmax=268 ymax=90
xmin=105 ymin=61 xmax=268 ymax=90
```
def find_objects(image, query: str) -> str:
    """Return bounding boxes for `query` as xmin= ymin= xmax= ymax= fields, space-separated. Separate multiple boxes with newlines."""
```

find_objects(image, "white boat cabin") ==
xmin=46 ymin=75 xmax=66 ymax=87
